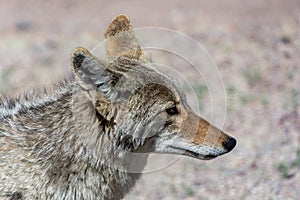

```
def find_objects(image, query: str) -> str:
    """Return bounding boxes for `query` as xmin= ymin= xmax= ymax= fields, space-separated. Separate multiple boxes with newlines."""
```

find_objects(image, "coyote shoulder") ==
xmin=0 ymin=15 xmax=236 ymax=200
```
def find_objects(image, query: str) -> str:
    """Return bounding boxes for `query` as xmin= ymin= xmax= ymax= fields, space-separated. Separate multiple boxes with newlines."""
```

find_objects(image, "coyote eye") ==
xmin=165 ymin=106 xmax=178 ymax=115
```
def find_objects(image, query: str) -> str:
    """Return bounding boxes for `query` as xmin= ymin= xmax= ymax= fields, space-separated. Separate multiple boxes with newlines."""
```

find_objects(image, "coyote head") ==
xmin=71 ymin=15 xmax=236 ymax=161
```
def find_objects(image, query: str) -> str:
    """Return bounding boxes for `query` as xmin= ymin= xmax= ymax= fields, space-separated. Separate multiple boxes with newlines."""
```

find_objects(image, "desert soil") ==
xmin=0 ymin=0 xmax=300 ymax=199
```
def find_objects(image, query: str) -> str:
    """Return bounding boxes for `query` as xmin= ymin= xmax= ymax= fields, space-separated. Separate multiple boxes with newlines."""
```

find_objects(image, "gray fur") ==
xmin=0 ymin=56 xmax=185 ymax=199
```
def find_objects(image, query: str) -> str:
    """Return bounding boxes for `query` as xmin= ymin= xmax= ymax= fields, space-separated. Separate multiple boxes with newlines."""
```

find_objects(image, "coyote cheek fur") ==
xmin=0 ymin=15 xmax=236 ymax=199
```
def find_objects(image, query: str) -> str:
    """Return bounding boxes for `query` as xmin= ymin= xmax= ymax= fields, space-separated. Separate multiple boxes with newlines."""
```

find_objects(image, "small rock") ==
xmin=15 ymin=20 xmax=33 ymax=32
xmin=280 ymin=35 xmax=291 ymax=45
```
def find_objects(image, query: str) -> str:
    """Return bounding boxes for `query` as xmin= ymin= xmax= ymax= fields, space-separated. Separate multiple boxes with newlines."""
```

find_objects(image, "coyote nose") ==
xmin=222 ymin=137 xmax=236 ymax=152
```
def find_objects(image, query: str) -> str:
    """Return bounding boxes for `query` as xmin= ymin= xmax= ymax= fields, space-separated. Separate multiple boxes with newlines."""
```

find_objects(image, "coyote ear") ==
xmin=104 ymin=14 xmax=150 ymax=62
xmin=71 ymin=47 xmax=119 ymax=98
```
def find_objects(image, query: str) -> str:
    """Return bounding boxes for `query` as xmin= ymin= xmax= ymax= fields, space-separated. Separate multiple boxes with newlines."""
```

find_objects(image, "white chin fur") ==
xmin=154 ymin=136 xmax=226 ymax=157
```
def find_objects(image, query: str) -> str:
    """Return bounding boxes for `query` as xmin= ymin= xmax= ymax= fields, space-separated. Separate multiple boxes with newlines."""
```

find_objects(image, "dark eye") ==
xmin=165 ymin=106 xmax=179 ymax=115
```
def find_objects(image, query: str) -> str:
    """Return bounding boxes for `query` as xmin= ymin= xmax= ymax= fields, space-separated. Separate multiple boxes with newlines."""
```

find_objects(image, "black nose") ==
xmin=222 ymin=137 xmax=236 ymax=152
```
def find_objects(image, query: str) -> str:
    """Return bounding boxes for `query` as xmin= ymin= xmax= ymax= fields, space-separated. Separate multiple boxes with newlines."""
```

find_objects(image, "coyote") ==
xmin=0 ymin=15 xmax=236 ymax=200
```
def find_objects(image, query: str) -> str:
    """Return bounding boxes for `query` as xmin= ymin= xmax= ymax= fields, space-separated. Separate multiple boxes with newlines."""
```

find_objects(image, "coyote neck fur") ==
xmin=0 ymin=79 xmax=146 ymax=200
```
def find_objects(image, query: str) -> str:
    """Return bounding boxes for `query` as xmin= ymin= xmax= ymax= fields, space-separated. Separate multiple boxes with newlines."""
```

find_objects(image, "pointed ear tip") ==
xmin=105 ymin=14 xmax=132 ymax=38
xmin=115 ymin=14 xmax=130 ymax=21
xmin=72 ymin=47 xmax=91 ymax=57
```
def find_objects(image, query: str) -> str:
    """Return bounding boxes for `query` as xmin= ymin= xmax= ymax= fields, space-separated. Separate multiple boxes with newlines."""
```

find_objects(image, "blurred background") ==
xmin=0 ymin=0 xmax=300 ymax=199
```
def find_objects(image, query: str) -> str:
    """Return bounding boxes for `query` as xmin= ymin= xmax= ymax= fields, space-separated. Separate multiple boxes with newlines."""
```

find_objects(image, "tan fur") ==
xmin=105 ymin=14 xmax=150 ymax=62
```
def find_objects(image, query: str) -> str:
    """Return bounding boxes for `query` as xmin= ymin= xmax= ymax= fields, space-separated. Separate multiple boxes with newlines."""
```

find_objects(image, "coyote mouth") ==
xmin=168 ymin=146 xmax=218 ymax=160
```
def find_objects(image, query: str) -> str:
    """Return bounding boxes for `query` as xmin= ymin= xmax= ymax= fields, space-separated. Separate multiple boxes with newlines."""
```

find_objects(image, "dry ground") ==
xmin=0 ymin=0 xmax=300 ymax=199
